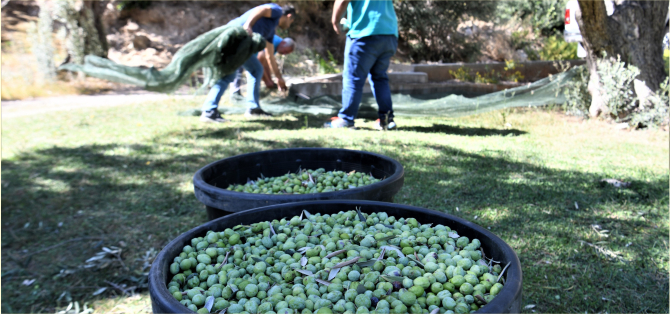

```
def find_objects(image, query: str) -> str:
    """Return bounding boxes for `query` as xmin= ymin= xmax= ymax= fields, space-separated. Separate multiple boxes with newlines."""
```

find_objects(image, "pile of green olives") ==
xmin=226 ymin=168 xmax=381 ymax=194
xmin=167 ymin=210 xmax=507 ymax=314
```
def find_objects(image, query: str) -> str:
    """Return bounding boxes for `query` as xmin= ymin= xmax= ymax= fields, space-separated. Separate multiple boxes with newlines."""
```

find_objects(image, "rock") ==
xmin=124 ymin=20 xmax=139 ymax=32
xmin=133 ymin=35 xmax=151 ymax=50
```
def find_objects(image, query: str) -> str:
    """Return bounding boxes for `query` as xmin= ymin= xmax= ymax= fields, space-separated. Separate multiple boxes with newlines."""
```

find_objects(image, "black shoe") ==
xmin=200 ymin=109 xmax=228 ymax=123
xmin=245 ymin=108 xmax=273 ymax=118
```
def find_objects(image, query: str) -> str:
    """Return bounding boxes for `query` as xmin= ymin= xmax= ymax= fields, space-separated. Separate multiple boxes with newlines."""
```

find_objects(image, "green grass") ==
xmin=2 ymin=97 xmax=668 ymax=313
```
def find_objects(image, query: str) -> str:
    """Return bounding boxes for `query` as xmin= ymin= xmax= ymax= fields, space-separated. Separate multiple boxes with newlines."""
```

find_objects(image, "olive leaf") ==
xmin=270 ymin=224 xmax=276 ymax=236
xmin=300 ymin=256 xmax=308 ymax=267
xmin=221 ymin=251 xmax=230 ymax=266
xmin=251 ymin=257 xmax=264 ymax=263
xmin=430 ymin=308 xmax=440 ymax=314
xmin=296 ymin=269 xmax=313 ymax=276
xmin=185 ymin=273 xmax=197 ymax=281
xmin=377 ymin=235 xmax=397 ymax=242
xmin=332 ymin=256 xmax=360 ymax=269
xmin=229 ymin=284 xmax=238 ymax=293
xmin=356 ymin=207 xmax=366 ymax=221
xmin=448 ymin=232 xmax=459 ymax=239
xmin=328 ymin=268 xmax=340 ymax=281
xmin=315 ymin=278 xmax=331 ymax=286
xmin=356 ymin=284 xmax=367 ymax=294
xmin=379 ymin=246 xmax=405 ymax=258
xmin=408 ymin=256 xmax=425 ymax=268
xmin=325 ymin=249 xmax=346 ymax=259
xmin=298 ymin=247 xmax=310 ymax=254
xmin=303 ymin=209 xmax=312 ymax=218
xmin=497 ymin=262 xmax=511 ymax=283
xmin=475 ymin=294 xmax=488 ymax=305
xmin=378 ymin=248 xmax=386 ymax=261
xmin=205 ymin=296 xmax=215 ymax=313
xmin=356 ymin=260 xmax=378 ymax=268
xmin=299 ymin=211 xmax=304 ymax=221
xmin=380 ymin=275 xmax=405 ymax=282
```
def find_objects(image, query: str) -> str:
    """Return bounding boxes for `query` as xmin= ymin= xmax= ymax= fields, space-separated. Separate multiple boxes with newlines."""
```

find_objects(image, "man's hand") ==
xmin=332 ymin=19 xmax=341 ymax=35
xmin=277 ymin=77 xmax=287 ymax=91
xmin=243 ymin=23 xmax=254 ymax=36
xmin=332 ymin=0 xmax=350 ymax=35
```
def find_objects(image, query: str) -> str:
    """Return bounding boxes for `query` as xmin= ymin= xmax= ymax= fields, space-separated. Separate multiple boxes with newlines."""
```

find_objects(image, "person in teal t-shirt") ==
xmin=325 ymin=0 xmax=399 ymax=130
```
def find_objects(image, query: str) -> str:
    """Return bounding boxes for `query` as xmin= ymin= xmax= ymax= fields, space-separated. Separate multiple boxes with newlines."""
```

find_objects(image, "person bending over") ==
xmin=325 ymin=0 xmax=398 ymax=130
xmin=231 ymin=36 xmax=295 ymax=98
xmin=201 ymin=4 xmax=295 ymax=123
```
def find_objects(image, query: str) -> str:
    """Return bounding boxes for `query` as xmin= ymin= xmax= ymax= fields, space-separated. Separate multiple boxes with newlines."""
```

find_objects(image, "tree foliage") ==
xmin=394 ymin=1 xmax=497 ymax=63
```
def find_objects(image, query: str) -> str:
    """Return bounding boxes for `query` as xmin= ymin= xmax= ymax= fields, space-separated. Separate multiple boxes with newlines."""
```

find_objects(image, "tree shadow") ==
xmin=392 ymin=123 xmax=526 ymax=136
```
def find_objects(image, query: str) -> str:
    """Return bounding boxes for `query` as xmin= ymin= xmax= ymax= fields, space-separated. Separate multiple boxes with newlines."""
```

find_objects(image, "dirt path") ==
xmin=1 ymin=91 xmax=196 ymax=119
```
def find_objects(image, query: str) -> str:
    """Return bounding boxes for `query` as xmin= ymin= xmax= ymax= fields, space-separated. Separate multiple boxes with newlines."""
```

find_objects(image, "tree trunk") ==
xmin=576 ymin=0 xmax=669 ymax=117
xmin=84 ymin=1 xmax=108 ymax=57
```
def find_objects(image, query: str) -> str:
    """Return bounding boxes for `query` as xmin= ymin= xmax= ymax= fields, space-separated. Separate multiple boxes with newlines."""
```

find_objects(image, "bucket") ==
xmin=193 ymin=148 xmax=404 ymax=220
xmin=149 ymin=200 xmax=522 ymax=313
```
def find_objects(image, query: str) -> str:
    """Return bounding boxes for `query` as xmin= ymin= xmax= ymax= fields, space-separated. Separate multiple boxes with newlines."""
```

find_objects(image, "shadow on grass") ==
xmin=397 ymin=124 xmax=526 ymax=136
xmin=223 ymin=115 xmax=527 ymax=137
xmin=1 ymin=127 xmax=667 ymax=313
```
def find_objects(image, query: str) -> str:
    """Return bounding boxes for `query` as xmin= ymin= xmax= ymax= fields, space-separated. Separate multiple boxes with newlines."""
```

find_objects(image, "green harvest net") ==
xmin=59 ymin=25 xmax=266 ymax=93
xmin=193 ymin=66 xmax=580 ymax=119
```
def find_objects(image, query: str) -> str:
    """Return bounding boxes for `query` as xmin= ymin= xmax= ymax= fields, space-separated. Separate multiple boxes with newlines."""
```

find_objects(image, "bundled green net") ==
xmin=59 ymin=25 xmax=266 ymax=93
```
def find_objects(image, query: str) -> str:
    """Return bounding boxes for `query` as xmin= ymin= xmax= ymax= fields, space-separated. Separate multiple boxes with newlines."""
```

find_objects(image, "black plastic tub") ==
xmin=149 ymin=200 xmax=522 ymax=314
xmin=193 ymin=148 xmax=404 ymax=220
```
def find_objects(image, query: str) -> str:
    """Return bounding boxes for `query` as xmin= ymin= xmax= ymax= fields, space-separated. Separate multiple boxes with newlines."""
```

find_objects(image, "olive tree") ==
xmin=576 ymin=0 xmax=669 ymax=117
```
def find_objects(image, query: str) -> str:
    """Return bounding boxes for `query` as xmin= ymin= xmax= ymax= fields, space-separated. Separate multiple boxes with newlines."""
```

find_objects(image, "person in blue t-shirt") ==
xmin=231 ymin=35 xmax=295 ymax=96
xmin=201 ymin=4 xmax=295 ymax=123
xmin=325 ymin=0 xmax=398 ymax=130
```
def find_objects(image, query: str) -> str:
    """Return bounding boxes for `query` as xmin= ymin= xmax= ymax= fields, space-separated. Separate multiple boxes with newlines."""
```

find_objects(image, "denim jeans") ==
xmin=231 ymin=67 xmax=244 ymax=94
xmin=339 ymin=35 xmax=398 ymax=123
xmin=202 ymin=54 xmax=263 ymax=111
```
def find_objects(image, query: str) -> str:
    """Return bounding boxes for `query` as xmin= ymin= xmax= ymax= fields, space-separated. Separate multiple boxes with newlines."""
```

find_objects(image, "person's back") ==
xmin=228 ymin=4 xmax=284 ymax=42
xmin=346 ymin=0 xmax=398 ymax=39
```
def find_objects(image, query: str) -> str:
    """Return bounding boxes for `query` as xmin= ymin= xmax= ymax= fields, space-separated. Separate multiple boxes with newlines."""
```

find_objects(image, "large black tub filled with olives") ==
xmin=193 ymin=148 xmax=404 ymax=220
xmin=149 ymin=200 xmax=522 ymax=314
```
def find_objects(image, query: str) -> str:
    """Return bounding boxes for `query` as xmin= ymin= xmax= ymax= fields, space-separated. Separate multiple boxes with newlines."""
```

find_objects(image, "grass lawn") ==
xmin=1 ymin=96 xmax=668 ymax=313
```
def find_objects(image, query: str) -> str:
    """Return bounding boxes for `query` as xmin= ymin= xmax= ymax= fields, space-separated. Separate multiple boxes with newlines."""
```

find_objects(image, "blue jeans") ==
xmin=202 ymin=54 xmax=263 ymax=111
xmin=339 ymin=35 xmax=398 ymax=123
xmin=232 ymin=67 xmax=244 ymax=94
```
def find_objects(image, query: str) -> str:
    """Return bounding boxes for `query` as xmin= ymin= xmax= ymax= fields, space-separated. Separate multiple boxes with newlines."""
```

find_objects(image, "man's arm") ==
xmin=243 ymin=5 xmax=274 ymax=36
xmin=257 ymin=50 xmax=275 ymax=87
xmin=265 ymin=41 xmax=286 ymax=91
xmin=332 ymin=0 xmax=350 ymax=35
